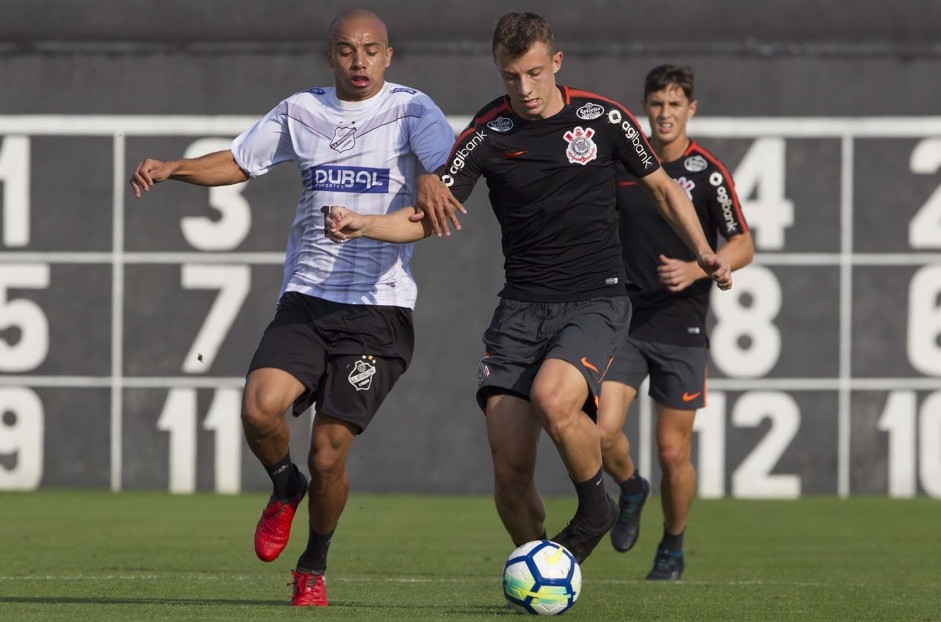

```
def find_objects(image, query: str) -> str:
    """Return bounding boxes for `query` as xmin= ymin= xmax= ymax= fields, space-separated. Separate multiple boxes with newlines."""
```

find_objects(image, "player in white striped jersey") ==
xmin=128 ymin=9 xmax=454 ymax=607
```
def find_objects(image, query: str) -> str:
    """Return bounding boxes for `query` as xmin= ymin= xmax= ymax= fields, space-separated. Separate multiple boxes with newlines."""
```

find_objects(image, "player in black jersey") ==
xmin=327 ymin=14 xmax=732 ymax=565
xmin=599 ymin=64 xmax=754 ymax=580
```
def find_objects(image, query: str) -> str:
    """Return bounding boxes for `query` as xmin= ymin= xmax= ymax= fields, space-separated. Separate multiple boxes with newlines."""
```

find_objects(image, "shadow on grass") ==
xmin=0 ymin=596 xmax=511 ymax=614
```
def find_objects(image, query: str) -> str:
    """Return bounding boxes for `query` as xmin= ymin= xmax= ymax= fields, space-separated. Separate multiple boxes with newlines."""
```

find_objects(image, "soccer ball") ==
xmin=502 ymin=540 xmax=582 ymax=615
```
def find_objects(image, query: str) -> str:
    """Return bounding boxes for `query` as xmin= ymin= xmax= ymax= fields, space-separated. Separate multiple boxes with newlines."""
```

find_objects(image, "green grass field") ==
xmin=1 ymin=491 xmax=939 ymax=621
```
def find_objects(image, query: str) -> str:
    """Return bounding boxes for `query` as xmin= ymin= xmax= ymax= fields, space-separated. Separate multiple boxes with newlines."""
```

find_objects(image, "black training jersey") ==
xmin=437 ymin=86 xmax=660 ymax=302
xmin=618 ymin=140 xmax=748 ymax=346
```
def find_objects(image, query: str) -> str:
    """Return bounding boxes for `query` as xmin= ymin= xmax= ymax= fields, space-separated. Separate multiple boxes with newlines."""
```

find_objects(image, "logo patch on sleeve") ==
xmin=487 ymin=117 xmax=514 ymax=132
xmin=576 ymin=102 xmax=605 ymax=120
xmin=684 ymin=155 xmax=707 ymax=172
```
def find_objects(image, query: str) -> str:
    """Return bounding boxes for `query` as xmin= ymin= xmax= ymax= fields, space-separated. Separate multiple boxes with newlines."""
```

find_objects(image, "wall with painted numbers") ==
xmin=1 ymin=116 xmax=939 ymax=497
xmin=1 ymin=0 xmax=940 ymax=497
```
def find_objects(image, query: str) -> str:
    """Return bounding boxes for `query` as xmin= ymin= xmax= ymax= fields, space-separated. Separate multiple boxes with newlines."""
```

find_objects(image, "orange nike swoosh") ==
xmin=682 ymin=391 xmax=701 ymax=402
xmin=504 ymin=150 xmax=528 ymax=158
xmin=580 ymin=356 xmax=599 ymax=374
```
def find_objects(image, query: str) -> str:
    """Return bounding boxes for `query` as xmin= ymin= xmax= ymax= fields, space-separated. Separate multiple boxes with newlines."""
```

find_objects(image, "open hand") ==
xmin=410 ymin=173 xmax=466 ymax=236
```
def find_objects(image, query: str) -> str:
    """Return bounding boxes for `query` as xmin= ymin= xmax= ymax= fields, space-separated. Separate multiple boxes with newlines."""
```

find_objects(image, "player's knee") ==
xmin=598 ymin=423 xmax=622 ymax=452
xmin=657 ymin=443 xmax=690 ymax=472
xmin=240 ymin=391 xmax=285 ymax=433
xmin=531 ymin=392 xmax=579 ymax=440
xmin=493 ymin=458 xmax=534 ymax=494
xmin=307 ymin=447 xmax=345 ymax=483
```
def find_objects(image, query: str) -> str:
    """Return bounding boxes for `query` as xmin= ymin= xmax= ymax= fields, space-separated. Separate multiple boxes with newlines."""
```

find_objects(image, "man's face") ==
xmin=643 ymin=85 xmax=697 ymax=145
xmin=325 ymin=16 xmax=393 ymax=101
xmin=494 ymin=42 xmax=562 ymax=120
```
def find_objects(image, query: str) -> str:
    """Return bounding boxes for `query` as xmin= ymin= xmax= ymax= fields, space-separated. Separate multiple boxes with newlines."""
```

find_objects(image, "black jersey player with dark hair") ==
xmin=327 ymin=14 xmax=732 ymax=566
xmin=599 ymin=64 xmax=754 ymax=581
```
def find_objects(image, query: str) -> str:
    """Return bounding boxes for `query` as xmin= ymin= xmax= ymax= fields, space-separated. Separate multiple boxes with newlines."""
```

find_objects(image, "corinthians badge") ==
xmin=563 ymin=126 xmax=597 ymax=165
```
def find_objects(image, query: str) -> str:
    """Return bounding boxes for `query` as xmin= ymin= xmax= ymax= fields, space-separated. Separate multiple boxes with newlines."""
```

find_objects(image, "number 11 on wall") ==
xmin=156 ymin=388 xmax=243 ymax=494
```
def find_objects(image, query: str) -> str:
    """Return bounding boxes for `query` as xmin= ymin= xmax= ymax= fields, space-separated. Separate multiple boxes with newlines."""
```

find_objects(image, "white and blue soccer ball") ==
xmin=502 ymin=540 xmax=582 ymax=615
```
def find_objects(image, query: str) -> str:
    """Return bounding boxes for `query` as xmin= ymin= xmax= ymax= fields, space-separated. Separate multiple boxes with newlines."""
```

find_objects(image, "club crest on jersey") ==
xmin=674 ymin=176 xmax=695 ymax=199
xmin=348 ymin=356 xmax=376 ymax=391
xmin=576 ymin=102 xmax=605 ymax=120
xmin=330 ymin=126 xmax=357 ymax=152
xmin=487 ymin=117 xmax=514 ymax=132
xmin=684 ymin=155 xmax=707 ymax=172
xmin=477 ymin=361 xmax=491 ymax=385
xmin=563 ymin=126 xmax=597 ymax=165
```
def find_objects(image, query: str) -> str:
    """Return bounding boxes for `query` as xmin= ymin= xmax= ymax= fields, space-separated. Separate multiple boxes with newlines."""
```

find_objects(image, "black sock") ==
xmin=618 ymin=471 xmax=645 ymax=496
xmin=267 ymin=453 xmax=299 ymax=500
xmin=296 ymin=527 xmax=335 ymax=574
xmin=573 ymin=467 xmax=611 ymax=529
xmin=660 ymin=526 xmax=685 ymax=552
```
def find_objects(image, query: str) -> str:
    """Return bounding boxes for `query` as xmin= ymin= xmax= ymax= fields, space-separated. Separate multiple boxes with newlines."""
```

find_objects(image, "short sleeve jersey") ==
xmin=438 ymin=86 xmax=661 ymax=302
xmin=617 ymin=139 xmax=749 ymax=346
xmin=231 ymin=82 xmax=454 ymax=310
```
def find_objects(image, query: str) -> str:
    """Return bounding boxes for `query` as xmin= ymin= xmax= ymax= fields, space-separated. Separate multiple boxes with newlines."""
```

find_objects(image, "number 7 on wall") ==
xmin=180 ymin=264 xmax=250 ymax=372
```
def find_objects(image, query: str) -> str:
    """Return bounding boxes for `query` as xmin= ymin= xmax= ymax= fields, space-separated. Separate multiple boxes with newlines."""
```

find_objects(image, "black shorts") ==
xmin=606 ymin=336 xmax=708 ymax=410
xmin=476 ymin=296 xmax=631 ymax=418
xmin=248 ymin=291 xmax=414 ymax=433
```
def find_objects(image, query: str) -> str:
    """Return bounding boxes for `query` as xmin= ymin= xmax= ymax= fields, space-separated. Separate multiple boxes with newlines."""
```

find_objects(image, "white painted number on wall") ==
xmin=734 ymin=138 xmax=795 ymax=250
xmin=0 ymin=264 xmax=50 ymax=372
xmin=0 ymin=387 xmax=44 ymax=490
xmin=909 ymin=138 xmax=941 ymax=249
xmin=181 ymin=264 xmax=250 ymax=373
xmin=877 ymin=390 xmax=941 ymax=498
xmin=0 ymin=136 xmax=30 ymax=247
xmin=907 ymin=265 xmax=941 ymax=376
xmin=156 ymin=388 xmax=242 ymax=494
xmin=693 ymin=391 xmax=801 ymax=499
xmin=180 ymin=138 xmax=252 ymax=250
xmin=710 ymin=265 xmax=782 ymax=377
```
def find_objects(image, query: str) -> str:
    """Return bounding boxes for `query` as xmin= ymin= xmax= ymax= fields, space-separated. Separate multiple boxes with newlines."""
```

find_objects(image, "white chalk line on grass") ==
xmin=0 ymin=575 xmax=865 ymax=588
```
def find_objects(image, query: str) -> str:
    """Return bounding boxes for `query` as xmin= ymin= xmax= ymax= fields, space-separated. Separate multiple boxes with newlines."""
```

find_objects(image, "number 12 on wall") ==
xmin=693 ymin=391 xmax=802 ymax=499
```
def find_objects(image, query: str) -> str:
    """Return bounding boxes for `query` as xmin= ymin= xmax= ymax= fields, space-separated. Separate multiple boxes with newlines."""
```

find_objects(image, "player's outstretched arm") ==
xmin=409 ymin=173 xmax=467 ymax=237
xmin=129 ymin=150 xmax=249 ymax=199
xmin=640 ymin=168 xmax=732 ymax=290
xmin=327 ymin=206 xmax=433 ymax=244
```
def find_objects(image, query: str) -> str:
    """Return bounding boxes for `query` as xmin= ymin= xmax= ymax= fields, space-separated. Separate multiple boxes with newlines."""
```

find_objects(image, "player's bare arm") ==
xmin=409 ymin=173 xmax=467 ymax=237
xmin=640 ymin=168 xmax=733 ymax=290
xmin=129 ymin=149 xmax=249 ymax=199
xmin=658 ymin=230 xmax=754 ymax=292
xmin=327 ymin=205 xmax=432 ymax=243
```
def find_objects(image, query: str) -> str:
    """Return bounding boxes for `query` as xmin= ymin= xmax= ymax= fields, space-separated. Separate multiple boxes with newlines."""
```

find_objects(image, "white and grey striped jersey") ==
xmin=231 ymin=81 xmax=454 ymax=309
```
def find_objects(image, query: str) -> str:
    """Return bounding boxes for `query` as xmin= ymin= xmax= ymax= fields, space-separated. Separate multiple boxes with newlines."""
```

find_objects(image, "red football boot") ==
xmin=253 ymin=472 xmax=308 ymax=562
xmin=291 ymin=570 xmax=328 ymax=607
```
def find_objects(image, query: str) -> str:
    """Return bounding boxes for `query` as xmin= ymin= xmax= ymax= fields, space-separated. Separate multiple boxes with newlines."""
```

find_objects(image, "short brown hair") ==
xmin=491 ymin=12 xmax=555 ymax=58
xmin=644 ymin=64 xmax=695 ymax=101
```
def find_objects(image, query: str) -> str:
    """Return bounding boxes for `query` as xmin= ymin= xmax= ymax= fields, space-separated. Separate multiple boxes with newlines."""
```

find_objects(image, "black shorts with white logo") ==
xmin=476 ymin=296 xmax=631 ymax=419
xmin=248 ymin=291 xmax=414 ymax=433
xmin=606 ymin=336 xmax=708 ymax=410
